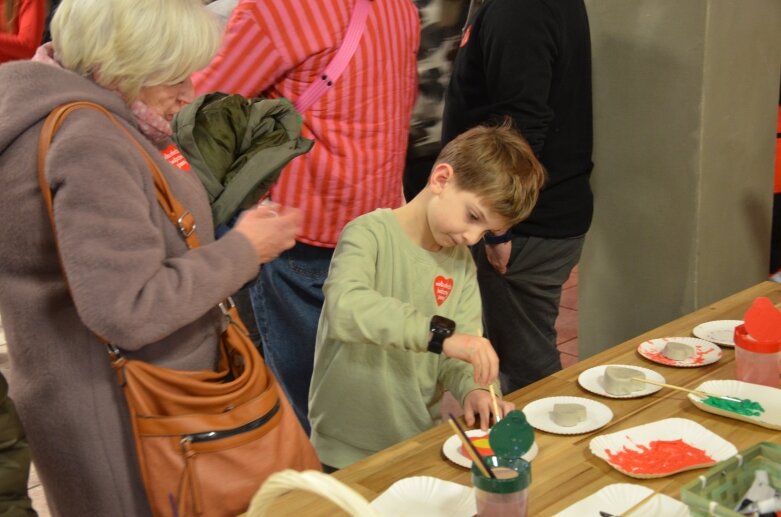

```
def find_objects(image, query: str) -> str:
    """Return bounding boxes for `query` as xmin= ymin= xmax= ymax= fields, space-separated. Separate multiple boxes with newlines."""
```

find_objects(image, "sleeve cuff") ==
xmin=483 ymin=229 xmax=512 ymax=245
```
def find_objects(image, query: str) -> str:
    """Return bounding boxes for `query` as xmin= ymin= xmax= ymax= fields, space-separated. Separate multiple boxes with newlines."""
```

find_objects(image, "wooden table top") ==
xmin=265 ymin=281 xmax=781 ymax=516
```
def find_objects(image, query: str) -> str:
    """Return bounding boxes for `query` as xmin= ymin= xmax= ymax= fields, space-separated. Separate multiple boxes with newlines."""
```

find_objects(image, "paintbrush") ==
xmin=489 ymin=384 xmax=502 ymax=424
xmin=631 ymin=377 xmax=742 ymax=402
xmin=447 ymin=413 xmax=496 ymax=479
xmin=599 ymin=490 xmax=657 ymax=516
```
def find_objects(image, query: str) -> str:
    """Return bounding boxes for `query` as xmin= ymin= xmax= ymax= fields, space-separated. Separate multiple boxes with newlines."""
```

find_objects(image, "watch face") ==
xmin=431 ymin=315 xmax=456 ymax=334
xmin=429 ymin=316 xmax=456 ymax=354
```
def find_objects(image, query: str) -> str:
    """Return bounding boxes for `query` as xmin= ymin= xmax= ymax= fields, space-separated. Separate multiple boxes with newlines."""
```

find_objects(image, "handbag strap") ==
xmin=37 ymin=101 xmax=201 ymax=250
xmin=293 ymin=0 xmax=372 ymax=113
xmin=38 ymin=101 xmax=248 ymax=371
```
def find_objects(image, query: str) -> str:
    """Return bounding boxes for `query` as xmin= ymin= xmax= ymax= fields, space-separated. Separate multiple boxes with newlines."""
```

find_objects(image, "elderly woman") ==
xmin=0 ymin=0 xmax=305 ymax=515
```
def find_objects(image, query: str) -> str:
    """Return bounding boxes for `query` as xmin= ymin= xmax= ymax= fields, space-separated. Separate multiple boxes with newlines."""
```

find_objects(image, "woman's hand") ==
xmin=463 ymin=389 xmax=515 ymax=430
xmin=442 ymin=332 xmax=499 ymax=387
xmin=233 ymin=203 xmax=302 ymax=264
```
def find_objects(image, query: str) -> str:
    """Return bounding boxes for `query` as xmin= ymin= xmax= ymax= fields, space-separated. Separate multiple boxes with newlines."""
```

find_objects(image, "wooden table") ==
xmin=266 ymin=281 xmax=781 ymax=515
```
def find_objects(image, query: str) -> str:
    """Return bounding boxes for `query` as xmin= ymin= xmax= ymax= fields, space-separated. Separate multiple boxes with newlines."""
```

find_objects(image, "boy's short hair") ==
xmin=435 ymin=121 xmax=547 ymax=226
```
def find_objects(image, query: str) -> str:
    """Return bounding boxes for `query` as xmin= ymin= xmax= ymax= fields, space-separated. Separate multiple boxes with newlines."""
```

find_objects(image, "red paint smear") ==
xmin=642 ymin=342 xmax=716 ymax=365
xmin=605 ymin=439 xmax=715 ymax=475
xmin=459 ymin=434 xmax=494 ymax=459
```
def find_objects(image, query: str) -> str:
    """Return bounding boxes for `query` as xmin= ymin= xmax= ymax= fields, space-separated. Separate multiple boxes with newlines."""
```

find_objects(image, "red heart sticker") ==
xmin=433 ymin=276 xmax=454 ymax=306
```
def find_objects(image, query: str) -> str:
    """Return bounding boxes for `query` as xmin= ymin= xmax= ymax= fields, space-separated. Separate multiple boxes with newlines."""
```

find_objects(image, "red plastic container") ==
xmin=733 ymin=324 xmax=780 ymax=387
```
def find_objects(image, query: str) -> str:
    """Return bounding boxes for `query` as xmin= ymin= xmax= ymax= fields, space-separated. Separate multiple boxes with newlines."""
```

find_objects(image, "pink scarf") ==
xmin=32 ymin=43 xmax=173 ymax=144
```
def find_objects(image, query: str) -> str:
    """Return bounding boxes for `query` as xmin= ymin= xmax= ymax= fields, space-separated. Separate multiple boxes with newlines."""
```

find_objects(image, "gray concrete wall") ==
xmin=580 ymin=0 xmax=781 ymax=357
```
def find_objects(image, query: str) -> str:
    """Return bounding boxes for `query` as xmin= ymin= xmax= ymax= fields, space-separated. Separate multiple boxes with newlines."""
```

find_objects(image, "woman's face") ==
xmin=137 ymin=77 xmax=195 ymax=121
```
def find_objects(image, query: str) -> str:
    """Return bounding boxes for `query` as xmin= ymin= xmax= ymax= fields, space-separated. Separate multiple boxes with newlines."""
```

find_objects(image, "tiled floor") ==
xmin=0 ymin=267 xmax=577 ymax=516
xmin=558 ymin=265 xmax=580 ymax=367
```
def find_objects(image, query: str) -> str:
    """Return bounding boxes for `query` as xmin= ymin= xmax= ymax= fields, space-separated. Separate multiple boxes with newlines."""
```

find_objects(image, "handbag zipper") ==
xmin=182 ymin=399 xmax=281 ymax=443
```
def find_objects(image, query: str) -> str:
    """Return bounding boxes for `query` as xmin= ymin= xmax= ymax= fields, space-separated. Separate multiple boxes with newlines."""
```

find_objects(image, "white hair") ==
xmin=51 ymin=0 xmax=221 ymax=101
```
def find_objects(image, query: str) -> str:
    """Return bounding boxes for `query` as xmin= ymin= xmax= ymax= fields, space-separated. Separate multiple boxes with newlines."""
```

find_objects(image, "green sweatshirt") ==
xmin=309 ymin=209 xmax=498 ymax=468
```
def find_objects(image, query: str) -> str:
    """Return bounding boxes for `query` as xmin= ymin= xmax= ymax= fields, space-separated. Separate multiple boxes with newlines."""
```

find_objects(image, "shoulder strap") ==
xmin=37 ymin=101 xmax=201 ymax=249
xmin=294 ymin=0 xmax=372 ymax=113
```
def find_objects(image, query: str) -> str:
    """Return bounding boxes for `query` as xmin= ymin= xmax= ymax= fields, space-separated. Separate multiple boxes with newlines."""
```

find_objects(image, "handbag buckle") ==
xmin=177 ymin=211 xmax=196 ymax=238
xmin=218 ymin=297 xmax=236 ymax=317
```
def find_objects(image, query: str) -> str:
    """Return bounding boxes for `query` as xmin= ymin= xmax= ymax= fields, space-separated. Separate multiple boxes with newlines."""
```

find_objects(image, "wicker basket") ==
xmin=680 ymin=442 xmax=781 ymax=516
xmin=241 ymin=469 xmax=382 ymax=517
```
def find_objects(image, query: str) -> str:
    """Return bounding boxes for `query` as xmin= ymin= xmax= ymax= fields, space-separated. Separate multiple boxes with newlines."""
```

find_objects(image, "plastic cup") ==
xmin=471 ymin=456 xmax=531 ymax=517
xmin=733 ymin=324 xmax=780 ymax=387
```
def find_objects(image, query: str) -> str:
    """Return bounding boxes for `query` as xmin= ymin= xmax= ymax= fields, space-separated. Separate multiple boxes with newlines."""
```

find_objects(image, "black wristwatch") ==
xmin=428 ymin=315 xmax=456 ymax=354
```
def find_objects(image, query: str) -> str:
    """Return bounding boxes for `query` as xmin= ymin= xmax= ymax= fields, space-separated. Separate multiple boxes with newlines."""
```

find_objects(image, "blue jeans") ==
xmin=249 ymin=242 xmax=334 ymax=435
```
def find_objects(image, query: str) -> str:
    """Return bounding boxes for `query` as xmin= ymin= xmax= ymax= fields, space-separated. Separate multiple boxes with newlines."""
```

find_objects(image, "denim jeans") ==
xmin=249 ymin=242 xmax=335 ymax=434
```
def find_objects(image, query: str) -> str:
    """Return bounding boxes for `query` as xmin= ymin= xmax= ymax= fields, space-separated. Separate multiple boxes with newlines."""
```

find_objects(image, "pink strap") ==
xmin=294 ymin=0 xmax=372 ymax=113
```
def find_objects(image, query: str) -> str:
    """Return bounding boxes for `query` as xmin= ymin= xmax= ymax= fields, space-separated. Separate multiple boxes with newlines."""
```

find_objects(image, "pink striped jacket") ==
xmin=193 ymin=0 xmax=420 ymax=247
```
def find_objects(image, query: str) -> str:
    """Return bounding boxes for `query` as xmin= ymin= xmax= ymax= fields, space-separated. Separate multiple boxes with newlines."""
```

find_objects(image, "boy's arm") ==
xmin=437 ymin=258 xmax=499 ymax=399
xmin=192 ymin=4 xmax=289 ymax=97
xmin=322 ymin=222 xmax=430 ymax=352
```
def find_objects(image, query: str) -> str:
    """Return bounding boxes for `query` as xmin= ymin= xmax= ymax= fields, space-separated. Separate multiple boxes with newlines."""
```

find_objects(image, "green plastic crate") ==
xmin=681 ymin=442 xmax=781 ymax=516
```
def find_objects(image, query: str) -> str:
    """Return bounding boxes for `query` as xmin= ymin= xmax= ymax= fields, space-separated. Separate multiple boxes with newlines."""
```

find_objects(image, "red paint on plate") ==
xmin=642 ymin=343 xmax=715 ymax=365
xmin=605 ymin=439 xmax=715 ymax=475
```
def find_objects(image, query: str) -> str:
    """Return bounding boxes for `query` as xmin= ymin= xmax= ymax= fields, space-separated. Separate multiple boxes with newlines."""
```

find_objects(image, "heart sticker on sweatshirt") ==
xmin=433 ymin=276 xmax=454 ymax=306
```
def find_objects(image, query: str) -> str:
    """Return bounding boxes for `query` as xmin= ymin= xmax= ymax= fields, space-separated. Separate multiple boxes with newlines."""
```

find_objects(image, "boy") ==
xmin=308 ymin=123 xmax=547 ymax=469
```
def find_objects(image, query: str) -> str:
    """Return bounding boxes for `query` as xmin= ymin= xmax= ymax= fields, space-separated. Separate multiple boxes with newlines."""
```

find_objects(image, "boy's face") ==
xmin=427 ymin=166 xmax=508 ymax=248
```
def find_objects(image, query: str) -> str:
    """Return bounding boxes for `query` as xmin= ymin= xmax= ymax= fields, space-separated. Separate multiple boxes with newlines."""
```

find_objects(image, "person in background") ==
xmin=309 ymin=123 xmax=545 ymax=469
xmin=192 ymin=0 xmax=420 ymax=434
xmin=442 ymin=0 xmax=593 ymax=393
xmin=0 ymin=0 xmax=45 ymax=63
xmin=0 ymin=372 xmax=37 ymax=517
xmin=403 ymin=0 xmax=470 ymax=201
xmin=0 ymin=0 xmax=302 ymax=514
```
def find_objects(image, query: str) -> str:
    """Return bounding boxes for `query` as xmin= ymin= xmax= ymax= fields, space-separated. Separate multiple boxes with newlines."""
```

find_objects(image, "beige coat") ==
xmin=0 ymin=61 xmax=259 ymax=516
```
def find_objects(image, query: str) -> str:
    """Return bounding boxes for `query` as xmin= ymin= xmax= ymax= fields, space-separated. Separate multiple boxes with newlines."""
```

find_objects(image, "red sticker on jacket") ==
xmin=160 ymin=144 xmax=191 ymax=172
xmin=460 ymin=26 xmax=472 ymax=48
xmin=434 ymin=276 xmax=454 ymax=306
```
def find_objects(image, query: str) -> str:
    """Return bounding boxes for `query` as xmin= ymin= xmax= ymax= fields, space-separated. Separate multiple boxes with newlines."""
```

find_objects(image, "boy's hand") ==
xmin=463 ymin=389 xmax=516 ymax=430
xmin=442 ymin=333 xmax=499 ymax=386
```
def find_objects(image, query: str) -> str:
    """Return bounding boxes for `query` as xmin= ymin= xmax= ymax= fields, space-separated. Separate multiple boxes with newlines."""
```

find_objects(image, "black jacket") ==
xmin=443 ymin=0 xmax=593 ymax=238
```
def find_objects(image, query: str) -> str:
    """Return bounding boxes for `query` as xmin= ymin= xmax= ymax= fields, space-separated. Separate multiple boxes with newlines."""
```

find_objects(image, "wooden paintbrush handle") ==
xmin=622 ymin=491 xmax=657 ymax=516
xmin=631 ymin=377 xmax=711 ymax=398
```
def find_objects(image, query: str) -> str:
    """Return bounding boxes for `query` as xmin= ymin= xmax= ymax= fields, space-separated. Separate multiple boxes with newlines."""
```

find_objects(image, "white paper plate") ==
xmin=688 ymin=379 xmax=781 ymax=430
xmin=552 ymin=483 xmax=689 ymax=517
xmin=578 ymin=364 xmax=666 ymax=399
xmin=637 ymin=337 xmax=722 ymax=367
xmin=692 ymin=320 xmax=743 ymax=347
xmin=522 ymin=396 xmax=613 ymax=435
xmin=442 ymin=429 xmax=539 ymax=469
xmin=589 ymin=417 xmax=737 ymax=478
xmin=370 ymin=476 xmax=475 ymax=517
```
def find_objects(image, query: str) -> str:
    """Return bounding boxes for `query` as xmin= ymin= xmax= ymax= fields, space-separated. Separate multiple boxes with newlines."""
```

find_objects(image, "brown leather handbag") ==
xmin=37 ymin=101 xmax=321 ymax=517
